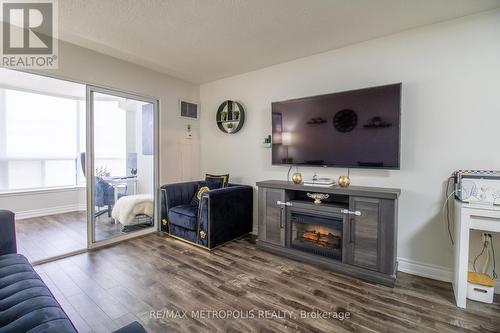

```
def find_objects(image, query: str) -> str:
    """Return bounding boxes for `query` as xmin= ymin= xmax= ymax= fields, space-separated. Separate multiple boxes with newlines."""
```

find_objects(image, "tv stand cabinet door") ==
xmin=258 ymin=187 xmax=286 ymax=247
xmin=346 ymin=196 xmax=383 ymax=271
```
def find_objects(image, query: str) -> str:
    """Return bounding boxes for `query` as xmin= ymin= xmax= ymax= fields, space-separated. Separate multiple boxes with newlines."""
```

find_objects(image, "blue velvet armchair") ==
xmin=160 ymin=181 xmax=253 ymax=249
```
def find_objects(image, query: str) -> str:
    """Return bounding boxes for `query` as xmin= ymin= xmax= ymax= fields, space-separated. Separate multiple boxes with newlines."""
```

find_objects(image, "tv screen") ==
xmin=272 ymin=83 xmax=401 ymax=169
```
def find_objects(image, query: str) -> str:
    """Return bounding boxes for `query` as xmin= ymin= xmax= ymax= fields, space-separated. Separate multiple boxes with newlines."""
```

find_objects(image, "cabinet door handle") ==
xmin=277 ymin=201 xmax=292 ymax=207
xmin=279 ymin=208 xmax=284 ymax=228
xmin=341 ymin=209 xmax=361 ymax=216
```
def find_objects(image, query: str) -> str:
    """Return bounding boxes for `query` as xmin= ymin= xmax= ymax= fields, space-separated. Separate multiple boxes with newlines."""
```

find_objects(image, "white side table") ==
xmin=453 ymin=200 xmax=500 ymax=308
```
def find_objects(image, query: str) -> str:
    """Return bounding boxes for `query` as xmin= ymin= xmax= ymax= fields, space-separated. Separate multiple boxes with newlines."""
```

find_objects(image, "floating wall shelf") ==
xmin=216 ymin=100 xmax=245 ymax=134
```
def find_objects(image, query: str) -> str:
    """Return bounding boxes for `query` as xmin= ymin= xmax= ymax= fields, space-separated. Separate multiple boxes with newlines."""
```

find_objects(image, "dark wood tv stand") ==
xmin=256 ymin=180 xmax=400 ymax=287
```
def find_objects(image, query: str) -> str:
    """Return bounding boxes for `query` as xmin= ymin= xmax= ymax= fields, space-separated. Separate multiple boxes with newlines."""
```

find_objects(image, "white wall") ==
xmin=0 ymin=188 xmax=86 ymax=219
xmin=199 ymin=11 xmax=500 ymax=281
xmin=0 ymin=39 xmax=200 ymax=217
xmin=43 ymin=39 xmax=200 ymax=184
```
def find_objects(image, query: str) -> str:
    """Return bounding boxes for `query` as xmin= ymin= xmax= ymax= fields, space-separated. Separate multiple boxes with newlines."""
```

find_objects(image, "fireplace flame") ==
xmin=301 ymin=225 xmax=340 ymax=248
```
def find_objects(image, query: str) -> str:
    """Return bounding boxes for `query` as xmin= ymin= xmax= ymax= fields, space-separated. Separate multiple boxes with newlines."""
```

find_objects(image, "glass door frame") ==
xmin=86 ymin=85 xmax=160 ymax=249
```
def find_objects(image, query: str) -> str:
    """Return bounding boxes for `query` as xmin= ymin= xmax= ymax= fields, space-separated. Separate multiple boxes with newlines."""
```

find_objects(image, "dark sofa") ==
xmin=161 ymin=182 xmax=253 ymax=249
xmin=0 ymin=210 xmax=146 ymax=333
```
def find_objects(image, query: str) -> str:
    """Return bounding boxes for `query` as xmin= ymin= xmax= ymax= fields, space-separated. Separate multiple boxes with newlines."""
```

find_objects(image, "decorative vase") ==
xmin=292 ymin=172 xmax=303 ymax=184
xmin=338 ymin=175 xmax=351 ymax=188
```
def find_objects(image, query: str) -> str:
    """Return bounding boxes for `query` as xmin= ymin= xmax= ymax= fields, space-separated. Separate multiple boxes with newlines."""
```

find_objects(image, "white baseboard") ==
xmin=397 ymin=257 xmax=500 ymax=294
xmin=397 ymin=257 xmax=452 ymax=282
xmin=15 ymin=204 xmax=86 ymax=220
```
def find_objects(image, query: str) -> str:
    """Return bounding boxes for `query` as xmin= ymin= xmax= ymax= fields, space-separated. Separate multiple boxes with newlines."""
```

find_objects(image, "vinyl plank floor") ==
xmin=16 ymin=211 xmax=130 ymax=262
xmin=35 ymin=234 xmax=500 ymax=333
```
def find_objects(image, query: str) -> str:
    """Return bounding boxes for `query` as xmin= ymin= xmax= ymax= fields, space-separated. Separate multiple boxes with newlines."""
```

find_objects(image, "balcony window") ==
xmin=0 ymin=88 xmax=126 ymax=192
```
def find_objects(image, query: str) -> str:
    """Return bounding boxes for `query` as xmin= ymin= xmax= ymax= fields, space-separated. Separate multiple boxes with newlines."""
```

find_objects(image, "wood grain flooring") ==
xmin=17 ymin=211 xmax=124 ymax=262
xmin=34 ymin=233 xmax=500 ymax=333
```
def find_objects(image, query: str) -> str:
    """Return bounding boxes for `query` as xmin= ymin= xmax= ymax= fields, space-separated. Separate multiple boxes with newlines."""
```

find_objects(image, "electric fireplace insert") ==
xmin=289 ymin=211 xmax=343 ymax=261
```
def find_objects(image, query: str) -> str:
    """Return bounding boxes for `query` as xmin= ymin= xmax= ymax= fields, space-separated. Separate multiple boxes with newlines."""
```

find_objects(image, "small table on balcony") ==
xmin=103 ymin=176 xmax=138 ymax=203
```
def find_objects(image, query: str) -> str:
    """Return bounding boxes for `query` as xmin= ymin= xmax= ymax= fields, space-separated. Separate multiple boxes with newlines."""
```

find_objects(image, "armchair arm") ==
xmin=0 ymin=210 xmax=17 ymax=255
xmin=198 ymin=185 xmax=253 ymax=248
xmin=160 ymin=181 xmax=200 ymax=225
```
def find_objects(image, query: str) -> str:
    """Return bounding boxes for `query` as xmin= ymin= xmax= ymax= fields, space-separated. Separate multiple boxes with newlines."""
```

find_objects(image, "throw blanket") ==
xmin=112 ymin=194 xmax=154 ymax=225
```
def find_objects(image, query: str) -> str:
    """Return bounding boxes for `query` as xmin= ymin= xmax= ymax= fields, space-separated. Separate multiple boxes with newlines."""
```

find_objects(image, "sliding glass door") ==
xmin=86 ymin=86 xmax=159 ymax=246
xmin=0 ymin=68 xmax=159 ymax=262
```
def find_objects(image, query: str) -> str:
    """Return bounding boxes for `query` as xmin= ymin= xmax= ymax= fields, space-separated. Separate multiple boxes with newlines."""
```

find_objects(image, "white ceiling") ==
xmin=0 ymin=68 xmax=86 ymax=99
xmin=0 ymin=69 xmax=146 ymax=104
xmin=58 ymin=0 xmax=500 ymax=84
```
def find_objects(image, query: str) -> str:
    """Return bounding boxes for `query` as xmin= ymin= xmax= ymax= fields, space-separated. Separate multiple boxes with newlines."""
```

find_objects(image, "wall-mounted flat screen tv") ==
xmin=272 ymin=83 xmax=401 ymax=169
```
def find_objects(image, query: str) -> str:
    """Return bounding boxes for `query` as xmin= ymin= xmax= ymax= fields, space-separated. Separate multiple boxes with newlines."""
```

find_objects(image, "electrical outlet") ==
xmin=185 ymin=124 xmax=193 ymax=139
xmin=482 ymin=232 xmax=489 ymax=243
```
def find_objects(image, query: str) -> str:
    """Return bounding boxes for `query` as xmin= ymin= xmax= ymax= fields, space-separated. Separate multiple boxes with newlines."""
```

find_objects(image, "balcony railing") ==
xmin=0 ymin=156 xmax=126 ymax=192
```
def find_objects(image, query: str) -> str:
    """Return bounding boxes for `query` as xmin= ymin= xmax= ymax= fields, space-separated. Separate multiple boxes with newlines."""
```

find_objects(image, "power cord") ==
xmin=442 ymin=176 xmax=455 ymax=245
xmin=473 ymin=237 xmax=488 ymax=273
xmin=287 ymin=165 xmax=293 ymax=182
xmin=473 ymin=234 xmax=498 ymax=280
xmin=489 ymin=234 xmax=497 ymax=279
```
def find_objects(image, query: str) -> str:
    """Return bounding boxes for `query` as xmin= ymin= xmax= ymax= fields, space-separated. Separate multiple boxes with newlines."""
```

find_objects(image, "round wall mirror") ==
xmin=216 ymin=100 xmax=245 ymax=134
